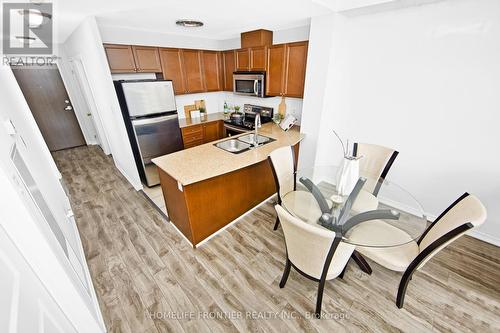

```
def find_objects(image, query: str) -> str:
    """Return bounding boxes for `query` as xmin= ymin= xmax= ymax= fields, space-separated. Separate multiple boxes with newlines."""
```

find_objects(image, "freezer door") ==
xmin=122 ymin=81 xmax=177 ymax=118
xmin=131 ymin=114 xmax=183 ymax=186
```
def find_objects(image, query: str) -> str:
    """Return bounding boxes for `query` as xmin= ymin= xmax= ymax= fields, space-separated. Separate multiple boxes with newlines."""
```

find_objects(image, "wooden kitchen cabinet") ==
xmin=283 ymin=41 xmax=308 ymax=98
xmin=201 ymin=51 xmax=222 ymax=92
xmin=236 ymin=49 xmax=250 ymax=71
xmin=104 ymin=44 xmax=137 ymax=73
xmin=241 ymin=29 xmax=273 ymax=48
xmin=181 ymin=124 xmax=204 ymax=148
xmin=104 ymin=44 xmax=162 ymax=73
xmin=202 ymin=121 xmax=223 ymax=143
xmin=159 ymin=48 xmax=186 ymax=95
xmin=250 ymin=46 xmax=267 ymax=71
xmin=266 ymin=41 xmax=308 ymax=98
xmin=237 ymin=47 xmax=267 ymax=71
xmin=266 ymin=44 xmax=286 ymax=96
xmin=222 ymin=50 xmax=236 ymax=91
xmin=132 ymin=46 xmax=161 ymax=72
xmin=181 ymin=120 xmax=223 ymax=148
xmin=182 ymin=49 xmax=205 ymax=94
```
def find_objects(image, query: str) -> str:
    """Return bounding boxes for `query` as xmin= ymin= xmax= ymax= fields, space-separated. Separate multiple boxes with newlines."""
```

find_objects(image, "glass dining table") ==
xmin=281 ymin=166 xmax=428 ymax=268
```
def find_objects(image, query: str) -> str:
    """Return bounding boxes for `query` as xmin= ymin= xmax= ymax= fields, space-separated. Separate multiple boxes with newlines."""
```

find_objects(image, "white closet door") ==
xmin=0 ymin=226 xmax=77 ymax=333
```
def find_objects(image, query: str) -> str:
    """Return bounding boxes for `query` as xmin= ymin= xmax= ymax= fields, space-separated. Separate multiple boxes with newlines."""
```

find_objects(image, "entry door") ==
xmin=0 ymin=226 xmax=77 ymax=333
xmin=12 ymin=66 xmax=86 ymax=151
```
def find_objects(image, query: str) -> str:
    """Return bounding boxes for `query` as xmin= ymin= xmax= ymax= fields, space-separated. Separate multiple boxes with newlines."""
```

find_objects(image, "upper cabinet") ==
xmin=236 ymin=47 xmax=267 ymax=71
xmin=222 ymin=50 xmax=236 ymax=92
xmin=266 ymin=44 xmax=286 ymax=96
xmin=104 ymin=44 xmax=161 ymax=73
xmin=159 ymin=48 xmax=186 ymax=95
xmin=103 ymin=44 xmax=136 ymax=73
xmin=250 ymin=46 xmax=267 ymax=71
xmin=160 ymin=48 xmax=206 ymax=95
xmin=235 ymin=49 xmax=250 ymax=71
xmin=201 ymin=51 xmax=222 ymax=92
xmin=266 ymin=41 xmax=308 ymax=98
xmin=182 ymin=49 xmax=205 ymax=94
xmin=283 ymin=42 xmax=308 ymax=98
xmin=103 ymin=34 xmax=308 ymax=98
xmin=132 ymin=46 xmax=162 ymax=72
xmin=241 ymin=29 xmax=273 ymax=48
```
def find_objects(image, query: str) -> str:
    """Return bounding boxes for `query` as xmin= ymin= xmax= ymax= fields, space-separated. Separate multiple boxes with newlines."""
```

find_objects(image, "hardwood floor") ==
xmin=52 ymin=146 xmax=500 ymax=333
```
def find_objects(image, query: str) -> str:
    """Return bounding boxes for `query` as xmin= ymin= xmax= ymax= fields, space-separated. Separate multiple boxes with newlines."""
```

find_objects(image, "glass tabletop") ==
xmin=281 ymin=166 xmax=428 ymax=248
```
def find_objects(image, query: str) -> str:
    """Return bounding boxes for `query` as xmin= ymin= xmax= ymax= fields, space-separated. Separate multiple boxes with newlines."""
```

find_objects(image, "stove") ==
xmin=224 ymin=104 xmax=274 ymax=135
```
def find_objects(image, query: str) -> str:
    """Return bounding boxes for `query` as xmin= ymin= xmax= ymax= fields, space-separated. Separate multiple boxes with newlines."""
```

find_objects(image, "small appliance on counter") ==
xmin=223 ymin=104 xmax=273 ymax=136
xmin=279 ymin=114 xmax=297 ymax=131
xmin=114 ymin=79 xmax=183 ymax=187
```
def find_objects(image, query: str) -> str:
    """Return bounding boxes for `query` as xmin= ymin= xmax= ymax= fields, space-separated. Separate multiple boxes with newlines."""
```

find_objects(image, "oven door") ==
xmin=131 ymin=113 xmax=183 ymax=186
xmin=233 ymin=74 xmax=264 ymax=97
xmin=224 ymin=123 xmax=250 ymax=137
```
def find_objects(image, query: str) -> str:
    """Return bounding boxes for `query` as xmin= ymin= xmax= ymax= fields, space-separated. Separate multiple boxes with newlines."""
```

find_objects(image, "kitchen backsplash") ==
xmin=111 ymin=73 xmax=303 ymax=123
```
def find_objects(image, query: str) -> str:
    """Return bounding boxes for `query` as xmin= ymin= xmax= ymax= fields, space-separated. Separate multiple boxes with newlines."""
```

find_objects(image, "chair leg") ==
xmin=279 ymin=258 xmax=291 ymax=288
xmin=351 ymin=251 xmax=372 ymax=275
xmin=339 ymin=263 xmax=348 ymax=279
xmin=273 ymin=216 xmax=280 ymax=230
xmin=315 ymin=278 xmax=327 ymax=318
xmin=396 ymin=270 xmax=414 ymax=308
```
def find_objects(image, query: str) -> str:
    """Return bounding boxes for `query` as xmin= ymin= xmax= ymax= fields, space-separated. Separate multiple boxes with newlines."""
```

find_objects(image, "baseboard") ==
xmin=467 ymin=230 xmax=500 ymax=247
xmin=115 ymin=163 xmax=143 ymax=191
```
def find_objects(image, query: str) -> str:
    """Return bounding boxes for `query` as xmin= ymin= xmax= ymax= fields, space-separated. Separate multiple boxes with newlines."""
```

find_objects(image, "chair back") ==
xmin=416 ymin=193 xmax=487 ymax=268
xmin=269 ymin=146 xmax=295 ymax=202
xmin=275 ymin=205 xmax=355 ymax=280
xmin=353 ymin=143 xmax=398 ymax=195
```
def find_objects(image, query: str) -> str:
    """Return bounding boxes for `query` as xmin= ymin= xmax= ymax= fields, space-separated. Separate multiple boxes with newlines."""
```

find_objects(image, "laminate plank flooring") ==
xmin=52 ymin=146 xmax=500 ymax=333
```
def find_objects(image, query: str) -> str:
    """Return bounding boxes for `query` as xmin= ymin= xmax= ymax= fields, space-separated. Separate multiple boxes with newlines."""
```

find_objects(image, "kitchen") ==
xmin=1 ymin=0 xmax=498 ymax=332
xmin=105 ymin=28 xmax=308 ymax=243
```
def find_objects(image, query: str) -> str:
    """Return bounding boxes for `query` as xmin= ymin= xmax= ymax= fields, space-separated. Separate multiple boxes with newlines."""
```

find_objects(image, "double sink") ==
xmin=214 ymin=133 xmax=275 ymax=154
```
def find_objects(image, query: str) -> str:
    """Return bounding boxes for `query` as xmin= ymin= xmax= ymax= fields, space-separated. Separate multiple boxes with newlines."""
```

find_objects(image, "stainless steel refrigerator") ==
xmin=114 ymin=79 xmax=183 ymax=187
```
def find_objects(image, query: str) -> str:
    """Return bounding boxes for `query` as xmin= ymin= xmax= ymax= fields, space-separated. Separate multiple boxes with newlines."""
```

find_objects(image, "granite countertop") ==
xmin=177 ymin=112 xmax=227 ymax=128
xmin=152 ymin=122 xmax=304 ymax=186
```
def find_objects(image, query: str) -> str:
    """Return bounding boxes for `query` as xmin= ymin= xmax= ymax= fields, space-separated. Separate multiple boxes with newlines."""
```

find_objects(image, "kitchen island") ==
xmin=152 ymin=122 xmax=304 ymax=247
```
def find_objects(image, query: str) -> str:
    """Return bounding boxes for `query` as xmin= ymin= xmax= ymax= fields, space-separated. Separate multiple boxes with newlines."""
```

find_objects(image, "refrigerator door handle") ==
xmin=131 ymin=114 xmax=178 ymax=126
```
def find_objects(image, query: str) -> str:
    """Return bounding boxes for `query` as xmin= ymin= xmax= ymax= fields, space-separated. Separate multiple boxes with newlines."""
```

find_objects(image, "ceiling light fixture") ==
xmin=176 ymin=20 xmax=204 ymax=28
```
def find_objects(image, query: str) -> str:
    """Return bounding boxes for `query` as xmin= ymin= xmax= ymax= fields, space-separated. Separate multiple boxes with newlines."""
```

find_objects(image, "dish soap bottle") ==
xmin=278 ymin=96 xmax=287 ymax=120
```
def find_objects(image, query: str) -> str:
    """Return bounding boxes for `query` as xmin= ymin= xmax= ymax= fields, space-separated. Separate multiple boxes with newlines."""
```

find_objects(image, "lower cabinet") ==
xmin=181 ymin=120 xmax=223 ymax=149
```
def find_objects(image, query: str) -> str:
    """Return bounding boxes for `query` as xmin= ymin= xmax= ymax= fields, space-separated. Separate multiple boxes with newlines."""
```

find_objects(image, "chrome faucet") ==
xmin=254 ymin=113 xmax=261 ymax=147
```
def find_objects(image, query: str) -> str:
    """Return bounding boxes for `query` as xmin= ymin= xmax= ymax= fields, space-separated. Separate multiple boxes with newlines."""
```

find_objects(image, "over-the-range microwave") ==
xmin=233 ymin=71 xmax=266 ymax=97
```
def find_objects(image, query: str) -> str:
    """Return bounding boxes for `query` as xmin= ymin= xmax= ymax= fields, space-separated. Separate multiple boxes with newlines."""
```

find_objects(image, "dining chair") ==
xmin=275 ymin=204 xmax=355 ymax=317
xmin=353 ymin=142 xmax=399 ymax=196
xmin=268 ymin=146 xmax=296 ymax=230
xmin=352 ymin=193 xmax=487 ymax=308
xmin=348 ymin=143 xmax=400 ymax=271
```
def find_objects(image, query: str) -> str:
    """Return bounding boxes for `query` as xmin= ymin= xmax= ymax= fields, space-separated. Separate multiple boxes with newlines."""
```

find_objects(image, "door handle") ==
xmin=64 ymin=106 xmax=73 ymax=111
xmin=254 ymin=80 xmax=258 ymax=96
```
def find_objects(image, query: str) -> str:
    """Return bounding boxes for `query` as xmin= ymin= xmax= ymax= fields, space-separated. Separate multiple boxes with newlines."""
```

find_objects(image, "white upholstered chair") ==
xmin=353 ymin=142 xmax=399 ymax=196
xmin=269 ymin=146 xmax=331 ymax=230
xmin=275 ymin=205 xmax=355 ymax=317
xmin=353 ymin=193 xmax=487 ymax=308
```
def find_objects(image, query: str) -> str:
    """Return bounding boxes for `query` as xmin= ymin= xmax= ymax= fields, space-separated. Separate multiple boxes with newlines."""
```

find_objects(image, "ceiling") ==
xmin=50 ymin=0 xmax=331 ymax=43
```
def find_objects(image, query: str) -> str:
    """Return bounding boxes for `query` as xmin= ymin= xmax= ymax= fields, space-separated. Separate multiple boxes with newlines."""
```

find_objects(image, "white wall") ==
xmin=61 ymin=17 xmax=142 ymax=190
xmin=303 ymin=0 xmax=500 ymax=244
